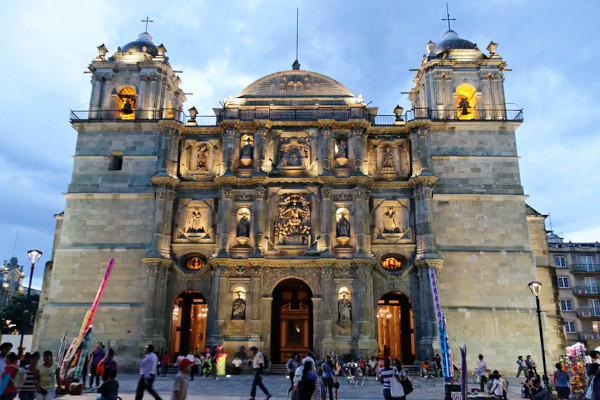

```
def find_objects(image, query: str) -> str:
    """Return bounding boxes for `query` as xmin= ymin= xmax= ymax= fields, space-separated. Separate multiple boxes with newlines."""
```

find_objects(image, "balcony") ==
xmin=572 ymin=264 xmax=600 ymax=273
xmin=573 ymin=286 xmax=600 ymax=295
xmin=580 ymin=331 xmax=600 ymax=341
xmin=71 ymin=107 xmax=524 ymax=126
xmin=576 ymin=308 xmax=600 ymax=317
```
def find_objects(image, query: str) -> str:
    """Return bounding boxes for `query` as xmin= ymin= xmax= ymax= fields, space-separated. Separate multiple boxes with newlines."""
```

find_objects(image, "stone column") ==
xmin=352 ymin=127 xmax=367 ymax=176
xmin=246 ymin=267 xmax=261 ymax=339
xmin=320 ymin=126 xmax=333 ymax=175
xmin=255 ymin=126 xmax=267 ymax=175
xmin=413 ymin=259 xmax=444 ymax=360
xmin=137 ymin=77 xmax=148 ymax=119
xmin=222 ymin=127 xmax=236 ymax=176
xmin=410 ymin=127 xmax=434 ymax=177
xmin=148 ymin=78 xmax=158 ymax=117
xmin=312 ymin=297 xmax=323 ymax=354
xmin=411 ymin=178 xmax=438 ymax=259
xmin=217 ymin=185 xmax=233 ymax=257
xmin=321 ymin=267 xmax=334 ymax=342
xmin=320 ymin=185 xmax=334 ymax=257
xmin=141 ymin=258 xmax=172 ymax=350
xmin=99 ymin=76 xmax=113 ymax=116
xmin=353 ymin=184 xmax=371 ymax=257
xmin=207 ymin=266 xmax=227 ymax=346
xmin=251 ymin=185 xmax=266 ymax=256
xmin=89 ymin=75 xmax=103 ymax=118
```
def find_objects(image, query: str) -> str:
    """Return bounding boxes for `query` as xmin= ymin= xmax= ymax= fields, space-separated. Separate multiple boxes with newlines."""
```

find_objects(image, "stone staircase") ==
xmin=268 ymin=364 xmax=289 ymax=375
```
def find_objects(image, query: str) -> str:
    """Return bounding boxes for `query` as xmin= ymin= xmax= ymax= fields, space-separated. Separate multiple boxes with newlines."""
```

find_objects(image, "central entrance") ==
xmin=377 ymin=291 xmax=415 ymax=365
xmin=170 ymin=290 xmax=208 ymax=359
xmin=271 ymin=278 xmax=313 ymax=363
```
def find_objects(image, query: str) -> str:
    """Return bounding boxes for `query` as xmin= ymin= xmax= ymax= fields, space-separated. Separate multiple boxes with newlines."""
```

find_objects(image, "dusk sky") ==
xmin=0 ymin=1 xmax=598 ymax=289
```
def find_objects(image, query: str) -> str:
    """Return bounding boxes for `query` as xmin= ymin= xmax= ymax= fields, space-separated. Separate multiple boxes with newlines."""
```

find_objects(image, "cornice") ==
xmin=151 ymin=175 xmax=180 ymax=187
xmin=208 ymin=257 xmax=377 ymax=268
xmin=408 ymin=174 xmax=438 ymax=187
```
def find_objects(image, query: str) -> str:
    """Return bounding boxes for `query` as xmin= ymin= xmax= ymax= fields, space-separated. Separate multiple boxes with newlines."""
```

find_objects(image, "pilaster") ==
xmin=217 ymin=185 xmax=233 ymax=257
xmin=141 ymin=258 xmax=174 ymax=350
xmin=413 ymin=258 xmax=444 ymax=360
xmin=353 ymin=184 xmax=371 ymax=257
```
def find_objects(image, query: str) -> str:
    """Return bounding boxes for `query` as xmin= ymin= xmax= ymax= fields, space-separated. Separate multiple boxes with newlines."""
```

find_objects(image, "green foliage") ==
xmin=0 ymin=293 xmax=40 ymax=334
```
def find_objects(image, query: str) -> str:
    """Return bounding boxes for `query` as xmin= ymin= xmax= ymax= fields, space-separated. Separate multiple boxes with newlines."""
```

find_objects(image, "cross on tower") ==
xmin=442 ymin=2 xmax=456 ymax=31
xmin=141 ymin=17 xmax=154 ymax=33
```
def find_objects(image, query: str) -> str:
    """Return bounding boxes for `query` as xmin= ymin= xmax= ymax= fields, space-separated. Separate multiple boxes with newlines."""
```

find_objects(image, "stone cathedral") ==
xmin=35 ymin=28 xmax=566 ymax=370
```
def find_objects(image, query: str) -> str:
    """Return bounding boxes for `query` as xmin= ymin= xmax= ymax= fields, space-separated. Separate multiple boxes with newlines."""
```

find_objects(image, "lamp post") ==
xmin=18 ymin=249 xmax=42 ymax=358
xmin=529 ymin=281 xmax=549 ymax=400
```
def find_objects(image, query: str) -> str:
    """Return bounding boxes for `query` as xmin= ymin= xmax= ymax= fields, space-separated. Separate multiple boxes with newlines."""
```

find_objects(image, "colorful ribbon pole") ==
xmin=429 ymin=267 xmax=453 ymax=382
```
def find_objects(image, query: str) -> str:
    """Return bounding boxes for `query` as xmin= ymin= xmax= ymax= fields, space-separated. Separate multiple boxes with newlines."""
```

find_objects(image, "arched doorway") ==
xmin=271 ymin=278 xmax=313 ymax=363
xmin=170 ymin=290 xmax=208 ymax=359
xmin=377 ymin=291 xmax=415 ymax=365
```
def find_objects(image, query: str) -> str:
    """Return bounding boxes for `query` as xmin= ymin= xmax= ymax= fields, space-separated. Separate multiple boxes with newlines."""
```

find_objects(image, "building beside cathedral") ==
xmin=34 ymin=27 xmax=567 ymax=370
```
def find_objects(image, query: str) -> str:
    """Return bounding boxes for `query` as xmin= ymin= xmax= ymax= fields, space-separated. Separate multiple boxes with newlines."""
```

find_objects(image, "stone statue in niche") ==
xmin=338 ymin=293 xmax=351 ymax=322
xmin=335 ymin=139 xmax=348 ymax=166
xmin=383 ymin=207 xmax=400 ymax=233
xmin=236 ymin=214 xmax=250 ymax=238
xmin=273 ymin=194 xmax=311 ymax=245
xmin=382 ymin=147 xmax=394 ymax=170
xmin=185 ymin=142 xmax=209 ymax=172
xmin=240 ymin=137 xmax=253 ymax=166
xmin=174 ymin=204 xmax=214 ymax=242
xmin=277 ymin=137 xmax=310 ymax=169
xmin=231 ymin=292 xmax=246 ymax=320
xmin=336 ymin=213 xmax=350 ymax=237
xmin=188 ymin=209 xmax=206 ymax=234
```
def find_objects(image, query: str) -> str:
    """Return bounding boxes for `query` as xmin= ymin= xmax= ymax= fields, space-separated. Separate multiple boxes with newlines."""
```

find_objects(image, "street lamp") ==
xmin=18 ymin=249 xmax=42 ymax=357
xmin=528 ymin=281 xmax=549 ymax=400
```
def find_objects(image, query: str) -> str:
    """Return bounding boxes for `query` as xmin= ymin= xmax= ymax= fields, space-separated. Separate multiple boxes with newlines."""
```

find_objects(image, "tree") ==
xmin=0 ymin=293 xmax=40 ymax=334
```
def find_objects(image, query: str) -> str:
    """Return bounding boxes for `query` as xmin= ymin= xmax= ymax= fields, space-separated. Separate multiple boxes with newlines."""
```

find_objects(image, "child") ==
xmin=172 ymin=358 xmax=192 ymax=400
xmin=96 ymin=369 xmax=119 ymax=400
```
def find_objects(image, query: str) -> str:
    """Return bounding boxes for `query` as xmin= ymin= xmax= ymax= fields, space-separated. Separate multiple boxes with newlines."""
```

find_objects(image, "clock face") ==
xmin=186 ymin=256 xmax=206 ymax=271
xmin=381 ymin=257 xmax=402 ymax=271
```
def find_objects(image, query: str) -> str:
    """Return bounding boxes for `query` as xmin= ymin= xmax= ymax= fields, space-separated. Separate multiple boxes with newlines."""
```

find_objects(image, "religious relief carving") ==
xmin=382 ymin=147 xmax=395 ymax=170
xmin=180 ymin=140 xmax=216 ymax=180
xmin=276 ymin=137 xmax=310 ymax=175
xmin=274 ymin=194 xmax=312 ymax=245
xmin=173 ymin=200 xmax=215 ymax=243
xmin=373 ymin=199 xmax=412 ymax=242
xmin=338 ymin=288 xmax=352 ymax=322
xmin=279 ymin=74 xmax=320 ymax=93
xmin=335 ymin=138 xmax=349 ymax=166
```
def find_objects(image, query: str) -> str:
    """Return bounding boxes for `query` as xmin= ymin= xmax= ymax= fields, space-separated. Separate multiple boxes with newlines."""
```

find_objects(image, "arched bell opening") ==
xmin=456 ymin=83 xmax=476 ymax=120
xmin=117 ymin=87 xmax=136 ymax=120
xmin=377 ymin=291 xmax=415 ymax=365
xmin=170 ymin=290 xmax=208 ymax=359
xmin=270 ymin=278 xmax=313 ymax=363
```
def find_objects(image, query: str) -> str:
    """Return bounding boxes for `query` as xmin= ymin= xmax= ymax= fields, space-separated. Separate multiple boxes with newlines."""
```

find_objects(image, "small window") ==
xmin=554 ymin=256 xmax=567 ymax=268
xmin=565 ymin=321 xmax=576 ymax=333
xmin=560 ymin=299 xmax=573 ymax=312
xmin=108 ymin=154 xmax=123 ymax=171
xmin=557 ymin=276 xmax=570 ymax=289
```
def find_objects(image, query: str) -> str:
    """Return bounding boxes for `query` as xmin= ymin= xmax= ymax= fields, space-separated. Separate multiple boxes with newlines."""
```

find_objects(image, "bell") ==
xmin=122 ymin=100 xmax=133 ymax=114
xmin=460 ymin=105 xmax=470 ymax=115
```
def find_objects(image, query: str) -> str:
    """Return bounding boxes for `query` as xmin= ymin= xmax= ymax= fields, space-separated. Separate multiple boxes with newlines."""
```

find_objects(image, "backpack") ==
xmin=11 ymin=368 xmax=25 ymax=389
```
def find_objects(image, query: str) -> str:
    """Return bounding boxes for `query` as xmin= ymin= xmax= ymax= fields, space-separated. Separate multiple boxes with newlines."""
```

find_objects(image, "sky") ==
xmin=0 ymin=0 xmax=598 ymax=289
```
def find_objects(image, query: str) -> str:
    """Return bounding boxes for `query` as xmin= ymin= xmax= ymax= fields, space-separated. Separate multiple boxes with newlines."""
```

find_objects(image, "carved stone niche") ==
xmin=173 ymin=199 xmax=216 ymax=243
xmin=180 ymin=140 xmax=217 ymax=180
xmin=372 ymin=139 xmax=410 ymax=179
xmin=332 ymin=136 xmax=350 ymax=177
xmin=372 ymin=198 xmax=413 ymax=244
xmin=272 ymin=193 xmax=312 ymax=254
xmin=237 ymin=134 xmax=254 ymax=177
xmin=276 ymin=136 xmax=310 ymax=176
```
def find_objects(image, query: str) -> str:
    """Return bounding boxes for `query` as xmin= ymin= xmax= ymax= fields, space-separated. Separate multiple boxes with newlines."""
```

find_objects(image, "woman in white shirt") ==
xmin=489 ymin=370 xmax=504 ymax=398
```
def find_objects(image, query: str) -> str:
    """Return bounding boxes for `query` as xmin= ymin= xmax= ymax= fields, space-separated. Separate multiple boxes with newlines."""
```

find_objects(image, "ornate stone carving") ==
xmin=373 ymin=199 xmax=412 ymax=242
xmin=335 ymin=208 xmax=351 ymax=245
xmin=274 ymin=194 xmax=312 ymax=245
xmin=262 ymin=267 xmax=322 ymax=295
xmin=235 ymin=208 xmax=251 ymax=245
xmin=381 ymin=147 xmax=395 ymax=171
xmin=220 ymin=185 xmax=233 ymax=199
xmin=276 ymin=137 xmax=310 ymax=172
xmin=231 ymin=292 xmax=246 ymax=320
xmin=240 ymin=134 xmax=254 ymax=167
xmin=354 ymin=185 xmax=370 ymax=200
xmin=180 ymin=140 xmax=215 ymax=179
xmin=173 ymin=200 xmax=215 ymax=243
xmin=321 ymin=185 xmax=332 ymax=200
xmin=255 ymin=185 xmax=266 ymax=200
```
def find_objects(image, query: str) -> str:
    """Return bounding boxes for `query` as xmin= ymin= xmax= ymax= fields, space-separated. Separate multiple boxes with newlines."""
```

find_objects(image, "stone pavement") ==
xmin=62 ymin=373 xmax=529 ymax=400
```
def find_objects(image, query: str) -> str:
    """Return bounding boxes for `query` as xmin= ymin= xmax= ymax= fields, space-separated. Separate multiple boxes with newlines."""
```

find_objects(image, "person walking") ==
xmin=35 ymin=351 xmax=61 ymax=400
xmin=298 ymin=361 xmax=321 ymax=400
xmin=19 ymin=351 xmax=39 ymax=400
xmin=477 ymin=354 xmax=489 ymax=393
xmin=286 ymin=353 xmax=300 ymax=395
xmin=516 ymin=356 xmax=528 ymax=377
xmin=160 ymin=353 xmax=169 ymax=377
xmin=553 ymin=363 xmax=570 ymax=400
xmin=1 ymin=353 xmax=20 ymax=400
xmin=89 ymin=342 xmax=105 ymax=388
xmin=321 ymin=356 xmax=334 ymax=400
xmin=248 ymin=346 xmax=272 ymax=400
xmin=171 ymin=358 xmax=192 ymax=400
xmin=135 ymin=345 xmax=162 ymax=400
xmin=379 ymin=357 xmax=405 ymax=400
xmin=526 ymin=355 xmax=537 ymax=376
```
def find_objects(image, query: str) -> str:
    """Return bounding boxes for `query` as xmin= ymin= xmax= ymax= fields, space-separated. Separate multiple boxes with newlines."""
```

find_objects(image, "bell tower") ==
xmin=409 ymin=30 xmax=508 ymax=120
xmin=88 ymin=32 xmax=186 ymax=120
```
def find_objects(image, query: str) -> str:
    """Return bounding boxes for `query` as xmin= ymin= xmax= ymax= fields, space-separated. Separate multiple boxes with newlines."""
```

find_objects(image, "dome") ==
xmin=120 ymin=32 xmax=158 ymax=56
xmin=237 ymin=70 xmax=355 ymax=99
xmin=434 ymin=30 xmax=477 ymax=55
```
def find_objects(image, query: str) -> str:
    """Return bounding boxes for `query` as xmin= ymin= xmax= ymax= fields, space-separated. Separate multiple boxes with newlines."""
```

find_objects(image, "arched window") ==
xmin=456 ymin=83 xmax=476 ymax=120
xmin=117 ymin=87 xmax=136 ymax=120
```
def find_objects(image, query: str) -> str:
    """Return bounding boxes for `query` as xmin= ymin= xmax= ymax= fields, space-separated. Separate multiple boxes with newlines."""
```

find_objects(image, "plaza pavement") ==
xmin=62 ymin=372 xmax=529 ymax=400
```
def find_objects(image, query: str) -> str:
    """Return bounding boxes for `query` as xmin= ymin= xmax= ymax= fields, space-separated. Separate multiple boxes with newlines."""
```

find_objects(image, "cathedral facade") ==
xmin=35 ymin=29 xmax=566 ymax=370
